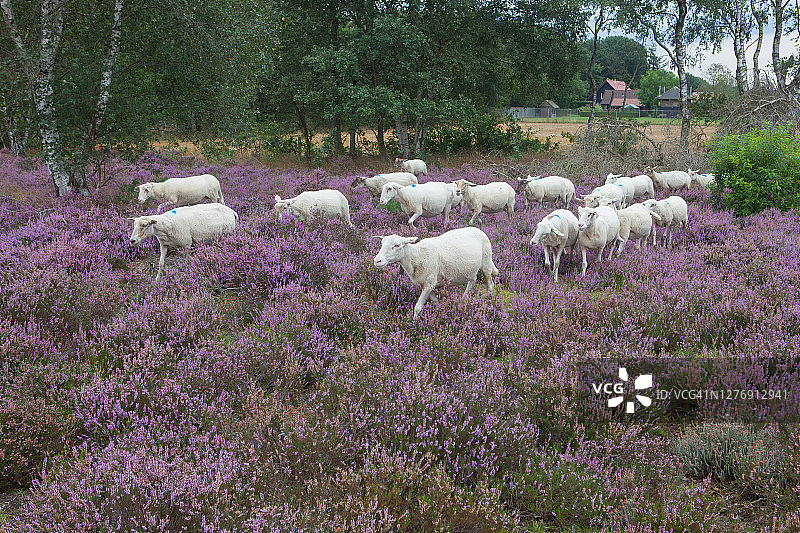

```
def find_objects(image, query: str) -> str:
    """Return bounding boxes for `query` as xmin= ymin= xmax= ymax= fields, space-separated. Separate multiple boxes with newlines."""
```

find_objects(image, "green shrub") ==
xmin=708 ymin=122 xmax=800 ymax=216
xmin=427 ymin=113 xmax=558 ymax=156
xmin=674 ymin=423 xmax=799 ymax=497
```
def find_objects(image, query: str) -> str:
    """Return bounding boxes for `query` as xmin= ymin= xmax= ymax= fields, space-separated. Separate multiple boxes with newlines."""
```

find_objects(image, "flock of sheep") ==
xmin=127 ymin=158 xmax=714 ymax=318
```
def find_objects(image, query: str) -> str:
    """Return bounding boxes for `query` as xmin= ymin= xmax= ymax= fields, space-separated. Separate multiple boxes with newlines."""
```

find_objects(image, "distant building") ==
xmin=600 ymin=89 xmax=641 ymax=111
xmin=539 ymin=100 xmax=559 ymax=118
xmin=595 ymin=79 xmax=629 ymax=104
xmin=657 ymin=87 xmax=682 ymax=117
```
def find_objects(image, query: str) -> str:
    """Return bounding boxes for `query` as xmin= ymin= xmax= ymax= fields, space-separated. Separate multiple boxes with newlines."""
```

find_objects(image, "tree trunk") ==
xmin=332 ymin=116 xmax=344 ymax=154
xmin=752 ymin=0 xmax=764 ymax=86
xmin=349 ymin=128 xmax=356 ymax=155
xmin=37 ymin=0 xmax=72 ymax=196
xmin=732 ymin=0 xmax=748 ymax=93
xmin=585 ymin=10 xmax=603 ymax=144
xmin=92 ymin=0 xmax=124 ymax=139
xmin=413 ymin=116 xmax=426 ymax=155
xmin=376 ymin=116 xmax=386 ymax=157
xmin=294 ymin=102 xmax=312 ymax=160
xmin=396 ymin=113 xmax=410 ymax=157
xmin=674 ymin=0 xmax=691 ymax=151
xmin=772 ymin=0 xmax=787 ymax=89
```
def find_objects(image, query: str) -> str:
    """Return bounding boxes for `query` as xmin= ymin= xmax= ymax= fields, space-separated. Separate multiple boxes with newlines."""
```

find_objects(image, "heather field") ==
xmin=2 ymin=149 xmax=800 ymax=532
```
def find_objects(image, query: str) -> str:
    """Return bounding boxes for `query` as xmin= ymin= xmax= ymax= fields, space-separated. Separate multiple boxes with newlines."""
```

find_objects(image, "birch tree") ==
xmin=616 ymin=0 xmax=710 ymax=150
xmin=0 ymin=0 xmax=124 ymax=195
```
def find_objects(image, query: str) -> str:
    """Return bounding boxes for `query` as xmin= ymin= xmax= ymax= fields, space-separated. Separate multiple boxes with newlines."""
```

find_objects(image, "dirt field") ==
xmin=517 ymin=120 xmax=719 ymax=150
xmin=153 ymin=119 xmax=718 ymax=161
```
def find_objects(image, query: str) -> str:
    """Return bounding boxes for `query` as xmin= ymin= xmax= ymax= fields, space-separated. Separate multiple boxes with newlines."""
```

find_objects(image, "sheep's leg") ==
xmin=553 ymin=246 xmax=564 ymax=283
xmin=413 ymin=286 xmax=434 ymax=319
xmin=442 ymin=205 xmax=451 ymax=225
xmin=408 ymin=210 xmax=422 ymax=228
xmin=464 ymin=277 xmax=476 ymax=296
xmin=597 ymin=244 xmax=606 ymax=264
xmin=543 ymin=246 xmax=552 ymax=272
xmin=482 ymin=266 xmax=496 ymax=294
xmin=155 ymin=243 xmax=168 ymax=282
xmin=506 ymin=202 xmax=514 ymax=221
xmin=343 ymin=211 xmax=355 ymax=229
xmin=218 ymin=190 xmax=225 ymax=205
xmin=581 ymin=247 xmax=588 ymax=277
xmin=469 ymin=209 xmax=480 ymax=226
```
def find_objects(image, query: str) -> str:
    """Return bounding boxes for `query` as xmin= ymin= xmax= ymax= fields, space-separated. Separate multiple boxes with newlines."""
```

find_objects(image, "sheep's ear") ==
xmin=552 ymin=228 xmax=565 ymax=238
xmin=148 ymin=219 xmax=158 ymax=226
xmin=465 ymin=180 xmax=477 ymax=186
xmin=126 ymin=217 xmax=137 ymax=221
xmin=370 ymin=235 xmax=384 ymax=240
xmin=402 ymin=236 xmax=418 ymax=244
xmin=275 ymin=195 xmax=282 ymax=202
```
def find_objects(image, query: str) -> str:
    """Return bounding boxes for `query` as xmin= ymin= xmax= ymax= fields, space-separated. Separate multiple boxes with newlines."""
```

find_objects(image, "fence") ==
xmin=498 ymin=107 xmax=668 ymax=120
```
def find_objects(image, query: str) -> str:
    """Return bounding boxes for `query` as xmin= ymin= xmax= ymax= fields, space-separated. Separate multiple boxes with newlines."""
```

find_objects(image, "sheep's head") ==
xmin=582 ymin=193 xmax=601 ymax=208
xmin=644 ymin=166 xmax=656 ymax=178
xmin=380 ymin=183 xmax=402 ymax=204
xmin=373 ymin=235 xmax=418 ymax=268
xmin=641 ymin=198 xmax=663 ymax=217
xmin=605 ymin=173 xmax=623 ymax=185
xmin=350 ymin=176 xmax=367 ymax=189
xmin=394 ymin=158 xmax=405 ymax=167
xmin=129 ymin=216 xmax=158 ymax=244
xmin=274 ymin=195 xmax=294 ymax=221
xmin=453 ymin=179 xmax=476 ymax=196
xmin=136 ymin=183 xmax=154 ymax=203
xmin=530 ymin=217 xmax=565 ymax=246
xmin=516 ymin=176 xmax=533 ymax=193
xmin=577 ymin=207 xmax=598 ymax=231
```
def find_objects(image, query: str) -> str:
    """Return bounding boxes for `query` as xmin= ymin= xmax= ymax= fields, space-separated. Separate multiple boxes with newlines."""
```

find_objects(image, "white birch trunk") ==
xmin=733 ymin=0 xmax=749 ymax=93
xmin=674 ymin=0 xmax=691 ymax=150
xmin=37 ymin=0 xmax=71 ymax=196
xmin=93 ymin=0 xmax=124 ymax=137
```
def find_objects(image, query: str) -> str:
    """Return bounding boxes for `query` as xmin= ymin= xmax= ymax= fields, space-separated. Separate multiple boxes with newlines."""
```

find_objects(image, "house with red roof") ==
xmin=594 ymin=79 xmax=642 ymax=110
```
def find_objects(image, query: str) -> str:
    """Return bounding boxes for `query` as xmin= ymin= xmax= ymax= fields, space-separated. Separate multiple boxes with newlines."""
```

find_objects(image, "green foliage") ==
xmin=690 ymin=92 xmax=730 ymax=119
xmin=708 ymin=123 xmax=800 ymax=216
xmin=638 ymin=69 xmax=679 ymax=109
xmin=427 ymin=113 xmax=558 ymax=156
xmin=507 ymin=454 xmax=608 ymax=530
xmin=674 ymin=423 xmax=799 ymax=497
xmin=587 ymin=36 xmax=653 ymax=88
xmin=554 ymin=75 xmax=589 ymax=109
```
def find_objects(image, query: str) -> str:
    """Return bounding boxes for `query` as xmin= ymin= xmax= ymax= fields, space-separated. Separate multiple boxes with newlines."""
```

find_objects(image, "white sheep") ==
xmin=446 ymin=182 xmax=463 ymax=209
xmin=274 ymin=189 xmax=354 ymax=228
xmin=136 ymin=174 xmax=224 ymax=212
xmin=615 ymin=203 xmax=662 ymax=254
xmin=394 ymin=158 xmax=428 ymax=177
xmin=687 ymin=168 xmax=715 ymax=188
xmin=351 ymin=172 xmax=418 ymax=202
xmin=576 ymin=205 xmax=621 ymax=276
xmin=642 ymin=196 xmax=689 ymax=247
xmin=128 ymin=203 xmax=237 ymax=282
xmin=380 ymin=182 xmax=455 ymax=228
xmin=453 ymin=179 xmax=516 ymax=225
xmin=373 ymin=227 xmax=498 ymax=319
xmin=582 ymin=181 xmax=631 ymax=209
xmin=645 ymin=167 xmax=692 ymax=191
xmin=606 ymin=173 xmax=654 ymax=200
xmin=530 ymin=209 xmax=579 ymax=282
xmin=516 ymin=175 xmax=575 ymax=208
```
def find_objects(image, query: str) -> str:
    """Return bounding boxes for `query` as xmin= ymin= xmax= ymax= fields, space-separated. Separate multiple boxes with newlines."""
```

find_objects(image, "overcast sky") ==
xmin=686 ymin=32 xmax=800 ymax=81
xmin=605 ymin=22 xmax=799 ymax=82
